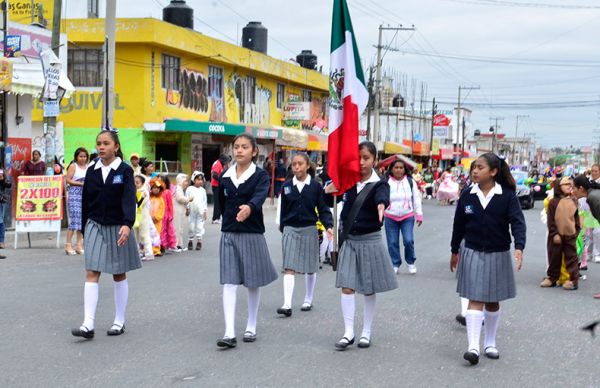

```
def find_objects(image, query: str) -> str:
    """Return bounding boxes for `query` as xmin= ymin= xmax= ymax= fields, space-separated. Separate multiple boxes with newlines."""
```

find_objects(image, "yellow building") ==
xmin=33 ymin=17 xmax=329 ymax=176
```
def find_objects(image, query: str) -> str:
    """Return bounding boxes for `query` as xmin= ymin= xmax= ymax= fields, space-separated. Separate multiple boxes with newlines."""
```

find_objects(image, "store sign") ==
xmin=40 ymin=48 xmax=61 ymax=100
xmin=433 ymin=126 xmax=450 ymax=139
xmin=16 ymin=175 xmax=64 ymax=221
xmin=0 ymin=58 xmax=13 ymax=91
xmin=5 ymin=35 xmax=21 ymax=57
xmin=1 ymin=23 xmax=51 ymax=58
xmin=431 ymin=138 xmax=440 ymax=154
xmin=433 ymin=114 xmax=451 ymax=139
xmin=283 ymin=102 xmax=310 ymax=121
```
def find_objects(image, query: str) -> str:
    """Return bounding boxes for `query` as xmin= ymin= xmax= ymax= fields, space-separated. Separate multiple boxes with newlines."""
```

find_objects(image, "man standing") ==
xmin=130 ymin=153 xmax=142 ymax=176
xmin=211 ymin=154 xmax=229 ymax=224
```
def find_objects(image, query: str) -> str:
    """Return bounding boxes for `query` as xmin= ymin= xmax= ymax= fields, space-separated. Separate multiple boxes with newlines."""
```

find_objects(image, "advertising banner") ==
xmin=0 ymin=58 xmax=12 ymax=91
xmin=41 ymin=48 xmax=61 ymax=100
xmin=16 ymin=175 xmax=63 ymax=221
xmin=5 ymin=35 xmax=21 ymax=57
xmin=283 ymin=102 xmax=310 ymax=121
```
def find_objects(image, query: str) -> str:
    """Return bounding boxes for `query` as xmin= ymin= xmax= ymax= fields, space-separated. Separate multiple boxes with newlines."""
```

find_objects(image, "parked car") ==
xmin=512 ymin=171 xmax=535 ymax=209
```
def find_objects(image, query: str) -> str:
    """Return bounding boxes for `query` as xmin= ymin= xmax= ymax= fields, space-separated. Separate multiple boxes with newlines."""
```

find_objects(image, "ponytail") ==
xmin=479 ymin=152 xmax=516 ymax=191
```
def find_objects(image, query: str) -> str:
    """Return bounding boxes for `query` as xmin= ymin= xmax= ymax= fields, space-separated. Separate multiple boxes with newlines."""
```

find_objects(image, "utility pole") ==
xmin=42 ymin=0 xmax=62 ymax=174
xmin=456 ymin=85 xmax=479 ymax=164
xmin=514 ymin=114 xmax=528 ymax=165
xmin=365 ymin=67 xmax=375 ymax=137
xmin=373 ymin=24 xmax=415 ymax=151
xmin=2 ymin=1 xmax=8 ymax=152
xmin=429 ymin=97 xmax=436 ymax=167
xmin=102 ymin=0 xmax=116 ymax=130
xmin=490 ymin=116 xmax=504 ymax=154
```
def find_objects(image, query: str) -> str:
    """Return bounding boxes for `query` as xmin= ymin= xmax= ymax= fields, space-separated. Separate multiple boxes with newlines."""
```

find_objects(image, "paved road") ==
xmin=1 ymin=200 xmax=599 ymax=387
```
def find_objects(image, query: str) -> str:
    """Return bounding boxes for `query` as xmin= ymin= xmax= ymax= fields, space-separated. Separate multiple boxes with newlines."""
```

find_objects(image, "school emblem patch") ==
xmin=112 ymin=174 xmax=123 ymax=184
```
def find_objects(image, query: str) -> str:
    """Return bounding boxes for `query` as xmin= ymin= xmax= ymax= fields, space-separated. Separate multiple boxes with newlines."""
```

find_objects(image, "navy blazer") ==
xmin=219 ymin=167 xmax=270 ymax=234
xmin=82 ymin=160 xmax=137 ymax=231
xmin=451 ymin=187 xmax=526 ymax=254
xmin=325 ymin=178 xmax=390 ymax=236
xmin=279 ymin=178 xmax=334 ymax=230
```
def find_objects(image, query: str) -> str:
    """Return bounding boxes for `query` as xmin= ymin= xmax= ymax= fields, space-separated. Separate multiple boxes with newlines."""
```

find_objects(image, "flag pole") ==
xmin=331 ymin=195 xmax=338 ymax=271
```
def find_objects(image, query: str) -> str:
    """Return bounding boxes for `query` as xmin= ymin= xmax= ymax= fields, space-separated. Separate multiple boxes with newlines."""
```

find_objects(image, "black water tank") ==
xmin=296 ymin=50 xmax=317 ymax=70
xmin=242 ymin=22 xmax=268 ymax=54
xmin=163 ymin=0 xmax=194 ymax=29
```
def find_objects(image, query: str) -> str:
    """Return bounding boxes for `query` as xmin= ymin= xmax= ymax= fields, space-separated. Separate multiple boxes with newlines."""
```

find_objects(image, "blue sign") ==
xmin=43 ymin=100 xmax=60 ymax=117
xmin=5 ymin=35 xmax=21 ymax=58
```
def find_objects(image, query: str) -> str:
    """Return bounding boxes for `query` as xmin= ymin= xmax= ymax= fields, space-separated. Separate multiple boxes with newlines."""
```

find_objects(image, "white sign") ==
xmin=43 ymin=100 xmax=59 ymax=117
xmin=40 ymin=48 xmax=61 ymax=100
xmin=14 ymin=220 xmax=61 ymax=249
xmin=283 ymin=102 xmax=310 ymax=121
xmin=433 ymin=126 xmax=450 ymax=139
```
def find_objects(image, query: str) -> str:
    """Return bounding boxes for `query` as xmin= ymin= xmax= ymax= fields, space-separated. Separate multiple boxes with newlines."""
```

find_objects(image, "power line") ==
xmin=443 ymin=0 xmax=600 ymax=9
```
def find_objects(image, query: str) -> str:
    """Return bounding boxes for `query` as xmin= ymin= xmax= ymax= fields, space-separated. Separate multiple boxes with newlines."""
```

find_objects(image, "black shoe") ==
xmin=335 ymin=336 xmax=355 ymax=350
xmin=196 ymin=242 xmax=202 ymax=251
xmin=217 ymin=337 xmax=237 ymax=348
xmin=0 ymin=255 xmax=6 ymax=259
xmin=243 ymin=331 xmax=256 ymax=343
xmin=455 ymin=314 xmax=466 ymax=326
xmin=463 ymin=350 xmax=479 ymax=365
xmin=277 ymin=307 xmax=292 ymax=317
xmin=323 ymin=258 xmax=331 ymax=265
xmin=188 ymin=241 xmax=193 ymax=250
xmin=300 ymin=303 xmax=312 ymax=312
xmin=357 ymin=337 xmax=371 ymax=348
xmin=580 ymin=265 xmax=588 ymax=271
xmin=71 ymin=327 xmax=95 ymax=339
xmin=107 ymin=324 xmax=125 ymax=336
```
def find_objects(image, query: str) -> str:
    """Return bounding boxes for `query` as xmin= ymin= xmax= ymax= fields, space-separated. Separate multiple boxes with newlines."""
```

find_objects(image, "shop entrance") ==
xmin=202 ymin=144 xmax=221 ymax=181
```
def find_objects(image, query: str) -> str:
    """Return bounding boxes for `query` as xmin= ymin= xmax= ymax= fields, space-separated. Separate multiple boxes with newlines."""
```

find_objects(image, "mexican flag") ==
xmin=327 ymin=0 xmax=369 ymax=195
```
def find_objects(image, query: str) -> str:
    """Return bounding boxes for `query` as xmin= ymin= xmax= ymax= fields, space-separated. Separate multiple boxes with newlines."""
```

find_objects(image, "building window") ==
xmin=246 ymin=75 xmax=256 ymax=104
xmin=277 ymin=83 xmax=285 ymax=109
xmin=68 ymin=48 xmax=103 ymax=87
xmin=208 ymin=65 xmax=224 ymax=99
xmin=161 ymin=54 xmax=180 ymax=90
xmin=303 ymin=89 xmax=312 ymax=102
xmin=88 ymin=0 xmax=99 ymax=18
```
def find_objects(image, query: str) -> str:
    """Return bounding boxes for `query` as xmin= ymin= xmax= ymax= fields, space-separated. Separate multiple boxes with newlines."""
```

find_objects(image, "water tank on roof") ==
xmin=242 ymin=22 xmax=268 ymax=54
xmin=163 ymin=0 xmax=194 ymax=29
xmin=296 ymin=50 xmax=317 ymax=70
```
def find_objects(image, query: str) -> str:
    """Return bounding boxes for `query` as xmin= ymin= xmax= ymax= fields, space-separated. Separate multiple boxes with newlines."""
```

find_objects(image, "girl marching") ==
xmin=217 ymin=134 xmax=278 ymax=348
xmin=277 ymin=153 xmax=333 ymax=316
xmin=186 ymin=171 xmax=208 ymax=251
xmin=134 ymin=175 xmax=154 ymax=261
xmin=324 ymin=141 xmax=398 ymax=350
xmin=450 ymin=153 xmax=526 ymax=365
xmin=71 ymin=130 xmax=141 ymax=339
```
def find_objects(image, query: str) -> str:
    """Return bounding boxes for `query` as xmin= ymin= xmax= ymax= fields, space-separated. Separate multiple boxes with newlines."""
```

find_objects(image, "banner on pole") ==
xmin=16 ymin=175 xmax=63 ymax=221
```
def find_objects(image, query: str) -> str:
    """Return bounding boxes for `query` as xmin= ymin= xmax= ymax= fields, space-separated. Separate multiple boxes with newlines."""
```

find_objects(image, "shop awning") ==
xmin=383 ymin=141 xmax=411 ymax=155
xmin=10 ymin=62 xmax=75 ymax=98
xmin=273 ymin=126 xmax=308 ymax=149
xmin=164 ymin=119 xmax=282 ymax=140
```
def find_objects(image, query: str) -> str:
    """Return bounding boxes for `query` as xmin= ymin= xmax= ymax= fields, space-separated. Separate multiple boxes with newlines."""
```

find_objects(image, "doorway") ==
xmin=202 ymin=144 xmax=220 ymax=181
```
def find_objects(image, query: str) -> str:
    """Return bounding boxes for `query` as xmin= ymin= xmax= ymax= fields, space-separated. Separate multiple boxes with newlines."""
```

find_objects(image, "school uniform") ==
xmin=82 ymin=158 xmax=141 ymax=275
xmin=450 ymin=182 xmax=526 ymax=364
xmin=279 ymin=175 xmax=334 ymax=274
xmin=326 ymin=171 xmax=398 ymax=295
xmin=218 ymin=163 xmax=277 ymax=288
xmin=451 ymin=183 xmax=526 ymax=302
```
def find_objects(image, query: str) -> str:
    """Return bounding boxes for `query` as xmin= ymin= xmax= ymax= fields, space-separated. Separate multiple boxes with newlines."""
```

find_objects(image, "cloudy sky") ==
xmin=108 ymin=0 xmax=600 ymax=147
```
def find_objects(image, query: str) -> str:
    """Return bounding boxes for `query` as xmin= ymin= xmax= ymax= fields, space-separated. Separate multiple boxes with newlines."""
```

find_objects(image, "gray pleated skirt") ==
xmin=282 ymin=225 xmax=319 ymax=273
xmin=220 ymin=232 xmax=278 ymax=288
xmin=84 ymin=220 xmax=142 ymax=275
xmin=335 ymin=231 xmax=398 ymax=295
xmin=456 ymin=247 xmax=516 ymax=302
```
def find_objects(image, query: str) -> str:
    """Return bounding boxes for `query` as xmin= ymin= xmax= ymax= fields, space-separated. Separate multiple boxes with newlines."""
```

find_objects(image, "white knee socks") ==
xmin=362 ymin=294 xmax=376 ymax=340
xmin=341 ymin=293 xmax=355 ymax=340
xmin=283 ymin=274 xmax=294 ymax=308
xmin=113 ymin=279 xmax=129 ymax=327
xmin=460 ymin=297 xmax=469 ymax=317
xmin=304 ymin=274 xmax=316 ymax=305
xmin=82 ymin=282 xmax=99 ymax=331
xmin=246 ymin=287 xmax=260 ymax=335
xmin=484 ymin=308 xmax=501 ymax=350
xmin=465 ymin=309 xmax=485 ymax=353
xmin=223 ymin=284 xmax=238 ymax=339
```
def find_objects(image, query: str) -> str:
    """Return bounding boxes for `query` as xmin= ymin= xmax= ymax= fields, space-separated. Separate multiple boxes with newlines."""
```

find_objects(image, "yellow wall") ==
xmin=33 ymin=18 xmax=329 ymax=132
xmin=9 ymin=0 xmax=54 ymax=27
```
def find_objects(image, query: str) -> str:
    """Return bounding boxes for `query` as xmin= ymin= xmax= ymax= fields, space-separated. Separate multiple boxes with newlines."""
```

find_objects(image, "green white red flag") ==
xmin=328 ymin=0 xmax=368 ymax=195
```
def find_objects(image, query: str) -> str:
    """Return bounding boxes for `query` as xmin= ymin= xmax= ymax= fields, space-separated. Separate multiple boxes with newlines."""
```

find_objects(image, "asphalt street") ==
xmin=1 ymin=200 xmax=599 ymax=387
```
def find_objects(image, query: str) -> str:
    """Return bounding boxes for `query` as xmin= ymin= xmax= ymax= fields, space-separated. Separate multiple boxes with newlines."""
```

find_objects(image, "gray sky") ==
xmin=117 ymin=0 xmax=600 ymax=148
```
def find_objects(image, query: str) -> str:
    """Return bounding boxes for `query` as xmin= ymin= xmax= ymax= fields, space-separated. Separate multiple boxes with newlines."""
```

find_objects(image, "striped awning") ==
xmin=10 ymin=62 xmax=75 ymax=98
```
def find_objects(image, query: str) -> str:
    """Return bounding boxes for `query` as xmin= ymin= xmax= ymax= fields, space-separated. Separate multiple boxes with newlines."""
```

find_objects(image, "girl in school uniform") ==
xmin=71 ymin=130 xmax=140 ymax=339
xmin=173 ymin=173 xmax=192 ymax=251
xmin=450 ymin=153 xmax=526 ymax=365
xmin=324 ymin=141 xmax=398 ymax=350
xmin=277 ymin=153 xmax=333 ymax=316
xmin=217 ymin=133 xmax=278 ymax=349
